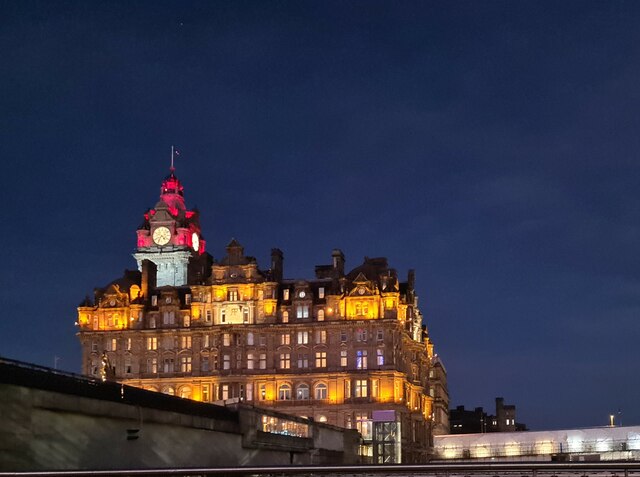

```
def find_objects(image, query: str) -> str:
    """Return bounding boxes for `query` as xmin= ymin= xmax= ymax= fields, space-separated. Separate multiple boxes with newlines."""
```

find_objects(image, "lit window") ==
xmin=180 ymin=356 xmax=192 ymax=372
xmin=317 ymin=309 xmax=325 ymax=321
xmin=297 ymin=384 xmax=309 ymax=400
xmin=228 ymin=290 xmax=238 ymax=301
xmin=314 ymin=383 xmax=328 ymax=400
xmin=280 ymin=333 xmax=290 ymax=345
xmin=106 ymin=338 xmax=117 ymax=351
xmin=371 ymin=379 xmax=379 ymax=398
xmin=282 ymin=311 xmax=289 ymax=323
xmin=296 ymin=305 xmax=309 ymax=319
xmin=297 ymin=331 xmax=309 ymax=344
xmin=318 ymin=287 xmax=325 ymax=299
xmin=181 ymin=336 xmax=192 ymax=349
xmin=355 ymin=379 xmax=368 ymax=398
xmin=340 ymin=350 xmax=347 ymax=367
xmin=183 ymin=315 xmax=190 ymax=327
xmin=356 ymin=350 xmax=368 ymax=369
xmin=146 ymin=337 xmax=157 ymax=350
xmin=246 ymin=383 xmax=253 ymax=401
xmin=297 ymin=353 xmax=309 ymax=368
xmin=315 ymin=351 xmax=327 ymax=368
xmin=280 ymin=353 xmax=291 ymax=369
xmin=202 ymin=384 xmax=210 ymax=402
xmin=259 ymin=384 xmax=267 ymax=400
xmin=376 ymin=348 xmax=384 ymax=366
xmin=223 ymin=355 xmax=230 ymax=370
xmin=278 ymin=384 xmax=292 ymax=400
xmin=344 ymin=380 xmax=351 ymax=398
xmin=203 ymin=334 xmax=210 ymax=348
xmin=126 ymin=338 xmax=132 ymax=351
xmin=205 ymin=310 xmax=212 ymax=322
xmin=356 ymin=329 xmax=366 ymax=341
xmin=223 ymin=333 xmax=231 ymax=346
xmin=147 ymin=357 xmax=158 ymax=373
xmin=315 ymin=330 xmax=327 ymax=344
xmin=355 ymin=412 xmax=372 ymax=439
xmin=185 ymin=294 xmax=192 ymax=305
xmin=283 ymin=289 xmax=290 ymax=300
xmin=222 ymin=384 xmax=229 ymax=400
xmin=259 ymin=353 xmax=267 ymax=369
xmin=247 ymin=353 xmax=255 ymax=370
xmin=151 ymin=296 xmax=158 ymax=306
xmin=247 ymin=332 xmax=254 ymax=345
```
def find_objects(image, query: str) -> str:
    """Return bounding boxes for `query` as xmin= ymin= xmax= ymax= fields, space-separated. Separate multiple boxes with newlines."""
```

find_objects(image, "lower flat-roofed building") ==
xmin=76 ymin=167 xmax=449 ymax=463
xmin=434 ymin=425 xmax=640 ymax=462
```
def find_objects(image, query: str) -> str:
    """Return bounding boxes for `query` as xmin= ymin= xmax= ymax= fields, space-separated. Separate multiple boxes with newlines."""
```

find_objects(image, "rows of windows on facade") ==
xmin=76 ymin=167 xmax=449 ymax=461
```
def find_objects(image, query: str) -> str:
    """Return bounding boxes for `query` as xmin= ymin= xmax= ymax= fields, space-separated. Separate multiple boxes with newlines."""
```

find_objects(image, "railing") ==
xmin=3 ymin=462 xmax=640 ymax=477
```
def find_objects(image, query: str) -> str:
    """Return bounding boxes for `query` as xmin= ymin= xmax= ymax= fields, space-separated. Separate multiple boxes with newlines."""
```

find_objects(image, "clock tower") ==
xmin=133 ymin=168 xmax=207 ymax=286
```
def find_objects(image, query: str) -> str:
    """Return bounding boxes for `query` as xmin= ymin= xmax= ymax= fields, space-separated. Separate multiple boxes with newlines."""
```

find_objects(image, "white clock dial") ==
xmin=152 ymin=226 xmax=171 ymax=245
xmin=192 ymin=232 xmax=200 ymax=251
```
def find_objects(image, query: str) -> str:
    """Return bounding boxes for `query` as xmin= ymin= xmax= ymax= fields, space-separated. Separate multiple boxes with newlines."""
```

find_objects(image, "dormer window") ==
xmin=283 ymin=289 xmax=290 ymax=300
xmin=318 ymin=287 xmax=325 ymax=299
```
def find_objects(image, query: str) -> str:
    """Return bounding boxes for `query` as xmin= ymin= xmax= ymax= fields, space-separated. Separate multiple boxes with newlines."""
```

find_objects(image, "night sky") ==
xmin=2 ymin=0 xmax=640 ymax=431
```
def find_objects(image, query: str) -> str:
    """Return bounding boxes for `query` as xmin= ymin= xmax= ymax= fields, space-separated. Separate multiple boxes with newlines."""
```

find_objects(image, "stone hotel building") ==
xmin=76 ymin=168 xmax=449 ymax=463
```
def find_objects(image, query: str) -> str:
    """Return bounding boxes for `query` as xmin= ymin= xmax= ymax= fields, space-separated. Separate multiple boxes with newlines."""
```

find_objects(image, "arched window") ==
xmin=314 ymin=383 xmax=328 ymax=400
xmin=162 ymin=386 xmax=175 ymax=396
xmin=179 ymin=386 xmax=191 ymax=399
xmin=296 ymin=383 xmax=309 ymax=400
xmin=282 ymin=311 xmax=289 ymax=323
xmin=247 ymin=332 xmax=254 ymax=345
xmin=278 ymin=384 xmax=292 ymax=400
xmin=317 ymin=415 xmax=328 ymax=423
xmin=317 ymin=309 xmax=325 ymax=321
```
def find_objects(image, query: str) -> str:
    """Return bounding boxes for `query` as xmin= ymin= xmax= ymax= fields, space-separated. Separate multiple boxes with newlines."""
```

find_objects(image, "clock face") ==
xmin=299 ymin=291 xmax=306 ymax=298
xmin=192 ymin=232 xmax=200 ymax=251
xmin=152 ymin=226 xmax=171 ymax=245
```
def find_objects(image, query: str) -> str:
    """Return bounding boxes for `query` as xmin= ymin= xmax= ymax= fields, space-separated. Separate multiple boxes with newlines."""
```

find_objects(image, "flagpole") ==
xmin=171 ymin=145 xmax=175 ymax=171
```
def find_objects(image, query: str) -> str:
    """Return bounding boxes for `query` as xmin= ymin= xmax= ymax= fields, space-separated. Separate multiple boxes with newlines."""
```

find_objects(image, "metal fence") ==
xmin=3 ymin=462 xmax=640 ymax=477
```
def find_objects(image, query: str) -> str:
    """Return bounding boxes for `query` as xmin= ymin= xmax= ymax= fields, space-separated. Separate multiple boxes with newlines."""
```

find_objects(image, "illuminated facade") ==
xmin=76 ymin=169 xmax=449 ymax=463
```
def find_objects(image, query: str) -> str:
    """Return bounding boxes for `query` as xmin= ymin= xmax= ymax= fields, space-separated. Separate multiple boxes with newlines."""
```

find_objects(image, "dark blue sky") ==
xmin=2 ymin=0 xmax=640 ymax=431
